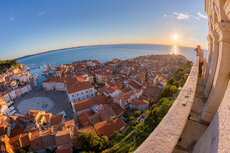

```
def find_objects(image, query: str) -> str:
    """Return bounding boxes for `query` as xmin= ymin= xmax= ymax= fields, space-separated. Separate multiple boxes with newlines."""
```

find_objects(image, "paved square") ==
xmin=17 ymin=97 xmax=53 ymax=113
xmin=14 ymin=87 xmax=74 ymax=121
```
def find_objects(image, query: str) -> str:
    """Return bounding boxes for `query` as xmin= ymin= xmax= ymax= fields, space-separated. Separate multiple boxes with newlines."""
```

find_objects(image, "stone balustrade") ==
xmin=192 ymin=80 xmax=230 ymax=153
xmin=135 ymin=57 xmax=199 ymax=153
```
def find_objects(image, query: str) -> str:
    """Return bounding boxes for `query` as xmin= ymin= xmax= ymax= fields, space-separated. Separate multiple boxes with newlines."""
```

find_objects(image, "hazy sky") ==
xmin=0 ymin=0 xmax=208 ymax=60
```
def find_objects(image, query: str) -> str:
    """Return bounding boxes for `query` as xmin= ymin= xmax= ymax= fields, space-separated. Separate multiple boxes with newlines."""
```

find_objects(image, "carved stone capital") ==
xmin=209 ymin=29 xmax=219 ymax=44
xmin=224 ymin=0 xmax=230 ymax=21
xmin=214 ymin=22 xmax=230 ymax=43
xmin=207 ymin=34 xmax=213 ymax=45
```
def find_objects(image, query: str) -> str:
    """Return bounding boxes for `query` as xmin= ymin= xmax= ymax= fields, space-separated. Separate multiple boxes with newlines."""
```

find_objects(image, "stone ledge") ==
xmin=135 ymin=58 xmax=199 ymax=153
xmin=192 ymin=80 xmax=230 ymax=153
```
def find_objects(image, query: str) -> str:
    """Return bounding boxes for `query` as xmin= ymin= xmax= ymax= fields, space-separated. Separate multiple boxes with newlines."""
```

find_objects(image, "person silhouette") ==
xmin=195 ymin=45 xmax=204 ymax=76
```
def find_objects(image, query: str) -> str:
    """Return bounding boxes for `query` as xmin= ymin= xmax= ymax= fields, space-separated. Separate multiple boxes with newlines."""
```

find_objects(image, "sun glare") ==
xmin=173 ymin=34 xmax=178 ymax=41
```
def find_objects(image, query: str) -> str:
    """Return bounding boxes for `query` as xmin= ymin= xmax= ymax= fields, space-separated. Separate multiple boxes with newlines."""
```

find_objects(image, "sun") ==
xmin=173 ymin=34 xmax=179 ymax=41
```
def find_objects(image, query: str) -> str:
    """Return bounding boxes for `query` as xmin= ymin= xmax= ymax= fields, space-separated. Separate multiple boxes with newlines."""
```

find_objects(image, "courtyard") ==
xmin=14 ymin=87 xmax=74 ymax=121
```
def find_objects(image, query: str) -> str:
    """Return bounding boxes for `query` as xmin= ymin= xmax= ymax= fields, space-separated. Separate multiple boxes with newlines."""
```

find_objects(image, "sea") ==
xmin=17 ymin=44 xmax=207 ymax=85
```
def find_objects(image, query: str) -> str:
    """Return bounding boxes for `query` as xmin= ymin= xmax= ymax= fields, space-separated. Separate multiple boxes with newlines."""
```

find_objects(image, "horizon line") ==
xmin=10 ymin=43 xmax=200 ymax=61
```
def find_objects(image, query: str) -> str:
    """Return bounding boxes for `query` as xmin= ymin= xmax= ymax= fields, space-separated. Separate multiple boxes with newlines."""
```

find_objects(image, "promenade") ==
xmin=14 ymin=87 xmax=74 ymax=121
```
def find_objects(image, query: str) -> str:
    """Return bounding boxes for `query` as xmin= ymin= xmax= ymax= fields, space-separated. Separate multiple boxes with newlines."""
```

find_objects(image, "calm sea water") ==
xmin=17 ymin=44 xmax=207 ymax=84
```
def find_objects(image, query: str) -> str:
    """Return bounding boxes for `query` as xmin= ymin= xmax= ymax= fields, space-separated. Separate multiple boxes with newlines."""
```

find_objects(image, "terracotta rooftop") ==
xmin=43 ymin=77 xmax=64 ymax=83
xmin=9 ymin=134 xmax=20 ymax=148
xmin=30 ymin=130 xmax=43 ymax=151
xmin=40 ymin=129 xmax=55 ymax=148
xmin=56 ymin=143 xmax=72 ymax=153
xmin=130 ymin=99 xmax=149 ymax=107
xmin=49 ymin=114 xmax=64 ymax=126
xmin=77 ymin=111 xmax=93 ymax=128
xmin=73 ymin=96 xmax=107 ymax=112
xmin=94 ymin=118 xmax=126 ymax=137
xmin=110 ymin=103 xmax=124 ymax=116
xmin=104 ymin=86 xmax=116 ymax=94
xmin=115 ymin=89 xmax=141 ymax=104
xmin=19 ymin=132 xmax=31 ymax=148
xmin=96 ymin=70 xmax=111 ymax=76
xmin=67 ymin=81 xmax=93 ymax=94
xmin=128 ymin=80 xmax=142 ymax=89
xmin=78 ymin=126 xmax=97 ymax=135
xmin=55 ymin=130 xmax=71 ymax=146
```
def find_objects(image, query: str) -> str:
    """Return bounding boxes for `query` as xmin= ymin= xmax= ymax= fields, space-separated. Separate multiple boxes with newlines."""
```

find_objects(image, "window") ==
xmin=82 ymin=92 xmax=83 ymax=95
xmin=78 ymin=98 xmax=80 ymax=101
xmin=86 ymin=90 xmax=88 ymax=93
xmin=36 ymin=143 xmax=40 ymax=147
xmin=72 ymin=95 xmax=74 ymax=97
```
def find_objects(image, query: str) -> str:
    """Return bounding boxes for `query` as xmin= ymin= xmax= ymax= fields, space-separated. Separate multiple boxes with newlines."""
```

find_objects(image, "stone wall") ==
xmin=192 ymin=80 xmax=230 ymax=153
xmin=135 ymin=58 xmax=199 ymax=153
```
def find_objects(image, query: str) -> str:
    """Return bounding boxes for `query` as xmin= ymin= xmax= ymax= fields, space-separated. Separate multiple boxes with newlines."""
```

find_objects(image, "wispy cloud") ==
xmin=163 ymin=14 xmax=167 ymax=18
xmin=38 ymin=12 xmax=45 ymax=16
xmin=173 ymin=12 xmax=189 ymax=20
xmin=197 ymin=12 xmax=207 ymax=19
xmin=10 ymin=17 xmax=14 ymax=21
xmin=194 ymin=16 xmax=201 ymax=21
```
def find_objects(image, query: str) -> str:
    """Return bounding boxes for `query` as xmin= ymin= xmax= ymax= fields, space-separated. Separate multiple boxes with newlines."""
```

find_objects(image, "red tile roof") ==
xmin=30 ymin=130 xmax=43 ymax=151
xmin=19 ymin=133 xmax=31 ymax=148
xmin=49 ymin=114 xmax=63 ymax=126
xmin=55 ymin=130 xmax=71 ymax=146
xmin=110 ymin=103 xmax=124 ymax=116
xmin=9 ymin=134 xmax=20 ymax=148
xmin=40 ymin=129 xmax=55 ymax=148
xmin=67 ymin=81 xmax=93 ymax=94
xmin=128 ymin=80 xmax=142 ymax=89
xmin=130 ymin=99 xmax=149 ymax=107
xmin=77 ymin=111 xmax=93 ymax=128
xmin=73 ymin=96 xmax=106 ymax=112
xmin=78 ymin=126 xmax=97 ymax=135
xmin=94 ymin=118 xmax=126 ymax=137
xmin=56 ymin=143 xmax=72 ymax=153
xmin=43 ymin=77 xmax=64 ymax=83
xmin=42 ymin=113 xmax=52 ymax=124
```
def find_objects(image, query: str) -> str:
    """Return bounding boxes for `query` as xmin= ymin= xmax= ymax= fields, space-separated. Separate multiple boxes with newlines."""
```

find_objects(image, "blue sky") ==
xmin=0 ymin=0 xmax=208 ymax=59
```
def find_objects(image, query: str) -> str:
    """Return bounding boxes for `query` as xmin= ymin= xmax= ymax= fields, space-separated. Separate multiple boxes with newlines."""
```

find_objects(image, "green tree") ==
xmin=161 ymin=85 xmax=178 ymax=98
xmin=129 ymin=120 xmax=137 ymax=126
xmin=170 ymin=85 xmax=178 ymax=96
xmin=161 ymin=85 xmax=171 ymax=97
xmin=101 ymin=136 xmax=109 ymax=148
xmin=0 ymin=60 xmax=20 ymax=73
xmin=155 ymin=98 xmax=174 ymax=120
xmin=129 ymin=116 xmax=135 ymax=121
xmin=134 ymin=111 xmax=141 ymax=117
xmin=168 ymin=78 xmax=175 ymax=85
xmin=173 ymin=81 xmax=180 ymax=88
xmin=77 ymin=132 xmax=108 ymax=152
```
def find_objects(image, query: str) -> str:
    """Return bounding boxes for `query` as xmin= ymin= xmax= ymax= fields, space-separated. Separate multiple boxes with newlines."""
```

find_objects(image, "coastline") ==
xmin=15 ymin=43 xmax=196 ymax=61
xmin=15 ymin=45 xmax=98 ymax=60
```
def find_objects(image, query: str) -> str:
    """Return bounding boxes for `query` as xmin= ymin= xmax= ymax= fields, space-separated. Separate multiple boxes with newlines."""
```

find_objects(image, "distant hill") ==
xmin=0 ymin=60 xmax=20 ymax=73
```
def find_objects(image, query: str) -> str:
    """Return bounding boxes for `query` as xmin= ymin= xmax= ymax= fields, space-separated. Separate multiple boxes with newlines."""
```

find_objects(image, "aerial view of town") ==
xmin=2 ymin=0 xmax=230 ymax=153
xmin=0 ymin=54 xmax=192 ymax=152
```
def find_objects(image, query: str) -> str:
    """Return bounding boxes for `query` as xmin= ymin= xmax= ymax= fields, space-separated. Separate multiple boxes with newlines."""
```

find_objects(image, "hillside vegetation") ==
xmin=0 ymin=60 xmax=20 ymax=73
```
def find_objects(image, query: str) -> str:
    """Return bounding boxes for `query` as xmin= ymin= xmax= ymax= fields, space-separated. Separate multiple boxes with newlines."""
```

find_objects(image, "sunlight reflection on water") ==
xmin=171 ymin=45 xmax=180 ymax=55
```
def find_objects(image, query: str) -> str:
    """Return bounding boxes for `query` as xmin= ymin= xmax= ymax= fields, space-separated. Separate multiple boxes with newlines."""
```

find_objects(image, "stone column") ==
xmin=204 ymin=30 xmax=219 ymax=98
xmin=204 ymin=34 xmax=213 ymax=84
xmin=201 ymin=22 xmax=230 ymax=123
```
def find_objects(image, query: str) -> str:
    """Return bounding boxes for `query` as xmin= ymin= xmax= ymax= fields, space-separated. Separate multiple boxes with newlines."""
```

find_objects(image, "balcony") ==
xmin=136 ymin=52 xmax=230 ymax=153
xmin=135 ymin=57 xmax=200 ymax=153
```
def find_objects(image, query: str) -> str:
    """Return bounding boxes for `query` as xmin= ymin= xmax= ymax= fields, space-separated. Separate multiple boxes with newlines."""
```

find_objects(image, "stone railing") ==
xmin=135 ymin=57 xmax=199 ymax=153
xmin=192 ymin=80 xmax=230 ymax=153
